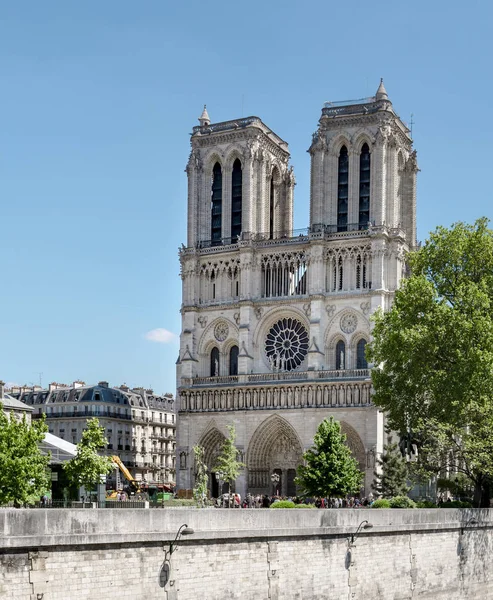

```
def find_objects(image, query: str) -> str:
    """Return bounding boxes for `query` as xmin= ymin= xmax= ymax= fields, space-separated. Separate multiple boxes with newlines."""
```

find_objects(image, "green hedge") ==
xmin=294 ymin=503 xmax=316 ymax=509
xmin=389 ymin=496 xmax=416 ymax=508
xmin=371 ymin=498 xmax=391 ymax=508
xmin=161 ymin=499 xmax=196 ymax=507
xmin=439 ymin=500 xmax=472 ymax=508
xmin=270 ymin=500 xmax=296 ymax=508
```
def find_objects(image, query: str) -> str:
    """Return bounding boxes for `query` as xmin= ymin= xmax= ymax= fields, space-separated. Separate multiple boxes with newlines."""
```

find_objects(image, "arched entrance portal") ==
xmin=340 ymin=421 xmax=366 ymax=472
xmin=197 ymin=427 xmax=227 ymax=498
xmin=247 ymin=416 xmax=303 ymax=496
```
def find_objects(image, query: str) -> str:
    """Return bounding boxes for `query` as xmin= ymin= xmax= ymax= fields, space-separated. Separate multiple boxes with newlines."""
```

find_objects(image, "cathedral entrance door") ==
xmin=287 ymin=468 xmax=297 ymax=496
xmin=211 ymin=472 xmax=219 ymax=498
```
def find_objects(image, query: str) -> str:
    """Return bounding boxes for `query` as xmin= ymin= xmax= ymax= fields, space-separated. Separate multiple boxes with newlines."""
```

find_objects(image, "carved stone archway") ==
xmin=247 ymin=415 xmax=303 ymax=496
xmin=197 ymin=427 xmax=227 ymax=497
xmin=340 ymin=421 xmax=366 ymax=471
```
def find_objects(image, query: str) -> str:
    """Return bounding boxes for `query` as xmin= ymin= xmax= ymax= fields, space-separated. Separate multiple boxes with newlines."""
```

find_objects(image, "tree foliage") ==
xmin=192 ymin=445 xmax=209 ymax=507
xmin=372 ymin=436 xmax=410 ymax=498
xmin=295 ymin=417 xmax=363 ymax=498
xmin=368 ymin=218 xmax=493 ymax=506
xmin=214 ymin=424 xmax=244 ymax=503
xmin=63 ymin=418 xmax=114 ymax=495
xmin=0 ymin=406 xmax=51 ymax=506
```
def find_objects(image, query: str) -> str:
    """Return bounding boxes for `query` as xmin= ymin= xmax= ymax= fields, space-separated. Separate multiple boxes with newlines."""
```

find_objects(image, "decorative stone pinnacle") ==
xmin=198 ymin=105 xmax=211 ymax=127
xmin=375 ymin=78 xmax=389 ymax=101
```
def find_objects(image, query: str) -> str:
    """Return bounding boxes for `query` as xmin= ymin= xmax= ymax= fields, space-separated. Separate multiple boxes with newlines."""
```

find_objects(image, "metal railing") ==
xmin=33 ymin=410 xmax=132 ymax=421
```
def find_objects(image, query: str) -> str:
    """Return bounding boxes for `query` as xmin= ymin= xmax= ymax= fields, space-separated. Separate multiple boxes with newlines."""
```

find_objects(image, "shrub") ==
xmin=371 ymin=498 xmax=391 ymax=508
xmin=270 ymin=500 xmax=296 ymax=509
xmin=294 ymin=503 xmax=316 ymax=509
xmin=389 ymin=496 xmax=416 ymax=508
xmin=416 ymin=500 xmax=437 ymax=508
xmin=161 ymin=499 xmax=196 ymax=507
xmin=439 ymin=500 xmax=473 ymax=508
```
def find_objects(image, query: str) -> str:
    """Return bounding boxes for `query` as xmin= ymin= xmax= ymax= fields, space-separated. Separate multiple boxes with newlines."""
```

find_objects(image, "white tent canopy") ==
xmin=40 ymin=433 xmax=77 ymax=464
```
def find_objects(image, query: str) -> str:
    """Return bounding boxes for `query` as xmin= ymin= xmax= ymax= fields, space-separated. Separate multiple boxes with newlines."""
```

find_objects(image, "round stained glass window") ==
xmin=265 ymin=317 xmax=309 ymax=371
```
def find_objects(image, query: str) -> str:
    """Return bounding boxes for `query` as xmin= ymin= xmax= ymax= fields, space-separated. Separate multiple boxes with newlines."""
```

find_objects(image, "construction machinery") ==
xmin=111 ymin=455 xmax=141 ymax=494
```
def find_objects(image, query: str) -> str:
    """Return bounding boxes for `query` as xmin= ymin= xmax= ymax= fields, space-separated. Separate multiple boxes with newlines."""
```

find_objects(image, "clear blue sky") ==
xmin=1 ymin=1 xmax=492 ymax=393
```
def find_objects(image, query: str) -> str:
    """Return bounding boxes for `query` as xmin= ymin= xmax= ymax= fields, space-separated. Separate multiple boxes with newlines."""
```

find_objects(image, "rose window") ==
xmin=265 ymin=317 xmax=309 ymax=371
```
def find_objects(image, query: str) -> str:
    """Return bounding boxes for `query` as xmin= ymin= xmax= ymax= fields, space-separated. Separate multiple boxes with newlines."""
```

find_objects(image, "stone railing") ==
xmin=247 ymin=371 xmax=309 ymax=382
xmin=317 ymin=368 xmax=370 ymax=379
xmin=189 ymin=375 xmax=239 ymax=386
xmin=179 ymin=223 xmax=407 ymax=258
xmin=181 ymin=369 xmax=370 ymax=388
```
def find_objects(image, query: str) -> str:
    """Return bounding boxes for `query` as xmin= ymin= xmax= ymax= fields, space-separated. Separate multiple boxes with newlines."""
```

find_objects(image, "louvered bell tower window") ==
xmin=337 ymin=146 xmax=348 ymax=232
xmin=231 ymin=159 xmax=242 ymax=242
xmin=359 ymin=143 xmax=370 ymax=230
xmin=211 ymin=162 xmax=222 ymax=245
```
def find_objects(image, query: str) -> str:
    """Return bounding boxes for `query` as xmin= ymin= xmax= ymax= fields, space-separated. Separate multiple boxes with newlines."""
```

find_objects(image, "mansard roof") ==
xmin=15 ymin=383 xmax=175 ymax=411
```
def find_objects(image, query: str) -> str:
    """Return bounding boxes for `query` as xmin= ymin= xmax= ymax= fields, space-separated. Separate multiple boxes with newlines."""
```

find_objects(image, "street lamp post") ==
xmin=215 ymin=471 xmax=225 ymax=506
xmin=271 ymin=472 xmax=280 ymax=497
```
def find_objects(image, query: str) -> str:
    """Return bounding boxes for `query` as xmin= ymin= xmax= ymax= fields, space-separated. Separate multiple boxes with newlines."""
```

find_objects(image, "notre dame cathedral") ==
xmin=176 ymin=80 xmax=418 ymax=497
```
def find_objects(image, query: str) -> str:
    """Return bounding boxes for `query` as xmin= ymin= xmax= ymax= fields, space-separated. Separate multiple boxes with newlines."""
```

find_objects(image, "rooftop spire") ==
xmin=375 ymin=78 xmax=388 ymax=101
xmin=198 ymin=105 xmax=210 ymax=127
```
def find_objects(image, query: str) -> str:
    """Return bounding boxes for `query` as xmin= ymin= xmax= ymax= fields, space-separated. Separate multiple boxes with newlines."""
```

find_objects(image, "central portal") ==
xmin=247 ymin=415 xmax=303 ymax=496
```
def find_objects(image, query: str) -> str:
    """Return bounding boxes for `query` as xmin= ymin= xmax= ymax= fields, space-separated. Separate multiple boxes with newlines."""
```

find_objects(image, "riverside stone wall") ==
xmin=1 ymin=508 xmax=492 ymax=599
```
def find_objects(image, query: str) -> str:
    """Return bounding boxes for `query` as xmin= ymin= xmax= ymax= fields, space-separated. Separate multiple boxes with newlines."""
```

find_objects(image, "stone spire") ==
xmin=375 ymin=78 xmax=389 ymax=101
xmin=198 ymin=105 xmax=210 ymax=127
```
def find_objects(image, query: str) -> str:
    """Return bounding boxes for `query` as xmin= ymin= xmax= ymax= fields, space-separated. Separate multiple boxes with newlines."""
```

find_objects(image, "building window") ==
xmin=231 ymin=159 xmax=242 ymax=242
xmin=229 ymin=345 xmax=239 ymax=376
xmin=261 ymin=252 xmax=307 ymax=298
xmin=337 ymin=146 xmax=349 ymax=232
xmin=269 ymin=177 xmax=275 ymax=239
xmin=359 ymin=143 xmax=370 ymax=229
xmin=211 ymin=162 xmax=222 ymax=245
xmin=356 ymin=339 xmax=368 ymax=369
xmin=265 ymin=318 xmax=309 ymax=372
xmin=210 ymin=347 xmax=220 ymax=377
xmin=336 ymin=340 xmax=346 ymax=370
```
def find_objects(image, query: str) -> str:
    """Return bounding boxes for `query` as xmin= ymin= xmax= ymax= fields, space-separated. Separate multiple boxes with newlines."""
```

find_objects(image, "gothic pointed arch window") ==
xmin=337 ymin=146 xmax=349 ymax=232
xmin=359 ymin=143 xmax=370 ymax=230
xmin=336 ymin=340 xmax=346 ymax=370
xmin=210 ymin=347 xmax=220 ymax=377
xmin=231 ymin=159 xmax=242 ymax=242
xmin=229 ymin=345 xmax=239 ymax=376
xmin=211 ymin=162 xmax=223 ymax=245
xmin=269 ymin=176 xmax=275 ymax=239
xmin=356 ymin=339 xmax=368 ymax=369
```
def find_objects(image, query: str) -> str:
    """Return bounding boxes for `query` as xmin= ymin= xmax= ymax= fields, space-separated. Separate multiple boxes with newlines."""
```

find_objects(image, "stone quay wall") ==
xmin=1 ymin=508 xmax=493 ymax=599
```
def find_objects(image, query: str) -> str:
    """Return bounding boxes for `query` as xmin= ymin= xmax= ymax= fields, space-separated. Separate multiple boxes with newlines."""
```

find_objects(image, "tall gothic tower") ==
xmin=176 ymin=83 xmax=418 ymax=498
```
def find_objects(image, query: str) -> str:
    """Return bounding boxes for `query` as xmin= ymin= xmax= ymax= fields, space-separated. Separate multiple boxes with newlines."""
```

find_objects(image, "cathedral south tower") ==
xmin=176 ymin=82 xmax=418 ymax=498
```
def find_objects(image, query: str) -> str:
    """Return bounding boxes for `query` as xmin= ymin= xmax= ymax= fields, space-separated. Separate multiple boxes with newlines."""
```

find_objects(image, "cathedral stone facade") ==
xmin=176 ymin=81 xmax=418 ymax=498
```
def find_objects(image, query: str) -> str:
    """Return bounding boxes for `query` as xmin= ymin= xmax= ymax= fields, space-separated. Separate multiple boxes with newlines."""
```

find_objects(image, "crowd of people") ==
xmin=216 ymin=493 xmax=376 ymax=508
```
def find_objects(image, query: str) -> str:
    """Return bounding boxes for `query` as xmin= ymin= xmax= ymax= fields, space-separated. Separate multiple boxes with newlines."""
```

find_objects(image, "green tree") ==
xmin=192 ymin=445 xmax=209 ymax=507
xmin=368 ymin=218 xmax=493 ymax=507
xmin=64 ymin=418 xmax=114 ymax=498
xmin=372 ymin=436 xmax=410 ymax=498
xmin=214 ymin=424 xmax=244 ymax=507
xmin=0 ymin=405 xmax=51 ymax=506
xmin=295 ymin=417 xmax=363 ymax=498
